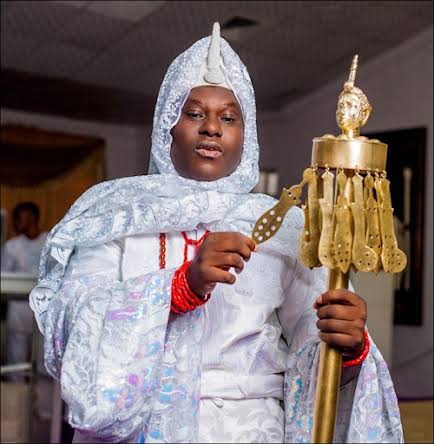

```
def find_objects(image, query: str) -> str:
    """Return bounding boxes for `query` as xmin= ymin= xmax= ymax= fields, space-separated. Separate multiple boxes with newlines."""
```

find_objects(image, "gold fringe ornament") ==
xmin=333 ymin=170 xmax=353 ymax=273
xmin=318 ymin=169 xmax=336 ymax=269
xmin=351 ymin=171 xmax=377 ymax=272
xmin=300 ymin=167 xmax=322 ymax=268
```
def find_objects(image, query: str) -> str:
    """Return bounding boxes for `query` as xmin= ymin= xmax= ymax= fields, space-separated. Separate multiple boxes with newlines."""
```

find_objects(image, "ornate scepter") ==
xmin=252 ymin=55 xmax=406 ymax=443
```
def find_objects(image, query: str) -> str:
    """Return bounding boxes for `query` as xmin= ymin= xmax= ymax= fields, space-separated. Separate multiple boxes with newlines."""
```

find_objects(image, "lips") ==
xmin=195 ymin=142 xmax=223 ymax=159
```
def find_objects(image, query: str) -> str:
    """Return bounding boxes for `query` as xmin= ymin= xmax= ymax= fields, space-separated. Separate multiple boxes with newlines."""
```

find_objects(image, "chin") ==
xmin=191 ymin=170 xmax=225 ymax=182
xmin=173 ymin=156 xmax=239 ymax=182
xmin=175 ymin=165 xmax=225 ymax=181
xmin=187 ymin=159 xmax=228 ymax=181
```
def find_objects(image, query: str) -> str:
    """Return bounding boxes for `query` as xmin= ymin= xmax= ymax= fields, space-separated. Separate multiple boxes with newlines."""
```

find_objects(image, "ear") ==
xmin=359 ymin=108 xmax=370 ymax=127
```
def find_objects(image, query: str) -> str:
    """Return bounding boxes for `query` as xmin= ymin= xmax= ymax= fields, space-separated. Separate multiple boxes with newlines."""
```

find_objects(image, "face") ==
xmin=14 ymin=209 xmax=36 ymax=235
xmin=170 ymin=86 xmax=244 ymax=181
xmin=336 ymin=93 xmax=363 ymax=130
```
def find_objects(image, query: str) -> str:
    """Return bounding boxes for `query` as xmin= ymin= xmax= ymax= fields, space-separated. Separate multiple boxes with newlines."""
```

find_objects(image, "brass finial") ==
xmin=346 ymin=54 xmax=359 ymax=89
xmin=336 ymin=55 xmax=372 ymax=138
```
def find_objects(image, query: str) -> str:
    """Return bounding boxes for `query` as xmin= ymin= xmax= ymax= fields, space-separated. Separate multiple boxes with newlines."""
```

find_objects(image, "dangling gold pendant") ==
xmin=364 ymin=173 xmax=382 ymax=272
xmin=351 ymin=173 xmax=377 ymax=272
xmin=300 ymin=170 xmax=321 ymax=268
xmin=318 ymin=169 xmax=337 ymax=269
xmin=375 ymin=174 xmax=407 ymax=273
xmin=332 ymin=170 xmax=352 ymax=273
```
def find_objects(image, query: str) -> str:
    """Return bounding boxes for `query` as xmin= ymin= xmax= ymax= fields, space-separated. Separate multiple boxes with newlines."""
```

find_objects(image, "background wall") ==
xmin=0 ymin=109 xmax=151 ymax=181
xmin=257 ymin=26 xmax=433 ymax=398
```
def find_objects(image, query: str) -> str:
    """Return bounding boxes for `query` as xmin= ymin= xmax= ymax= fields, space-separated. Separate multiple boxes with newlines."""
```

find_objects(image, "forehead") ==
xmin=14 ymin=209 xmax=33 ymax=219
xmin=340 ymin=93 xmax=361 ymax=105
xmin=187 ymin=86 xmax=241 ymax=110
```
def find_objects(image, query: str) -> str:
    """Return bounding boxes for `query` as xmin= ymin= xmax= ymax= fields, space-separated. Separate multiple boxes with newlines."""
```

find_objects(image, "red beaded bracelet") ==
xmin=342 ymin=329 xmax=370 ymax=368
xmin=171 ymin=261 xmax=210 ymax=314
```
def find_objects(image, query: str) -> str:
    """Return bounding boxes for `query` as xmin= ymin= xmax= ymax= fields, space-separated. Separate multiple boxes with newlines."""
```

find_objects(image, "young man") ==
xmin=2 ymin=202 xmax=47 ymax=367
xmin=30 ymin=24 xmax=402 ymax=443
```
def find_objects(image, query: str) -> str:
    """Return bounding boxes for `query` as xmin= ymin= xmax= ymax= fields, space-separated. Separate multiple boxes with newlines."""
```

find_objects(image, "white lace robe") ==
xmin=43 ymin=226 xmax=403 ymax=443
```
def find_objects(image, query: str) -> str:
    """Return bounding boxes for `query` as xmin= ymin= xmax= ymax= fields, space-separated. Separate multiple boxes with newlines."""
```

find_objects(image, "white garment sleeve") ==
xmin=1 ymin=241 xmax=17 ymax=271
xmin=277 ymin=258 xmax=327 ymax=353
xmin=42 ymin=240 xmax=177 ymax=442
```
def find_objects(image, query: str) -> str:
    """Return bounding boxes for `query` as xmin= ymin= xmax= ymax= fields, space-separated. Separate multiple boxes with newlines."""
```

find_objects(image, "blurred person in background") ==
xmin=1 ymin=202 xmax=47 ymax=368
xmin=0 ymin=208 xmax=7 ymax=246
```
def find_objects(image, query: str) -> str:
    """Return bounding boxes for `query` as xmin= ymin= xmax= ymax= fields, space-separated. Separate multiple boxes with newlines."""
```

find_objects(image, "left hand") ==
xmin=313 ymin=289 xmax=367 ymax=359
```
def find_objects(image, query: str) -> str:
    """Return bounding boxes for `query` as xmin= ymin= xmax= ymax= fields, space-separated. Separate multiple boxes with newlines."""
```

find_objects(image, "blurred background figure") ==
xmin=1 ymin=202 xmax=47 ymax=371
xmin=2 ymin=202 xmax=47 ymax=273
xmin=0 ymin=209 xmax=7 ymax=247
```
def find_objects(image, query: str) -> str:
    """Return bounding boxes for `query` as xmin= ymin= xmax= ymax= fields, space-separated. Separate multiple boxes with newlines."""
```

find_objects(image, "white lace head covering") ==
xmin=148 ymin=22 xmax=259 ymax=193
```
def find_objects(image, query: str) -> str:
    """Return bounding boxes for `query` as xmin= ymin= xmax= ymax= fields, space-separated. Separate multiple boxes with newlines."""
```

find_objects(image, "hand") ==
xmin=313 ymin=289 xmax=367 ymax=359
xmin=186 ymin=232 xmax=257 ymax=297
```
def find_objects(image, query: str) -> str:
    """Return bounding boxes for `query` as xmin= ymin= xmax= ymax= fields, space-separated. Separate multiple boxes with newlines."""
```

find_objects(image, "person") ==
xmin=1 ymin=208 xmax=7 ymax=247
xmin=1 ymin=202 xmax=47 ymax=367
xmin=29 ymin=23 xmax=403 ymax=443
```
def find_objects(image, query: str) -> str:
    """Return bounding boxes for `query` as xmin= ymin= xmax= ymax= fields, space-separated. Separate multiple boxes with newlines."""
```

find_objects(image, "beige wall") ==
xmin=257 ymin=26 xmax=433 ymax=397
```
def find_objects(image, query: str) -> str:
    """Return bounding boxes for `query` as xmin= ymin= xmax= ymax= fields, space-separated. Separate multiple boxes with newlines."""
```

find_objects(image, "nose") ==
xmin=198 ymin=114 xmax=222 ymax=137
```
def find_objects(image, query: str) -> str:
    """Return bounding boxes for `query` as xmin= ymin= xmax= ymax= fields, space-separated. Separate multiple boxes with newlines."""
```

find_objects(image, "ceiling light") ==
xmin=221 ymin=16 xmax=260 ymax=42
xmin=87 ymin=1 xmax=166 ymax=22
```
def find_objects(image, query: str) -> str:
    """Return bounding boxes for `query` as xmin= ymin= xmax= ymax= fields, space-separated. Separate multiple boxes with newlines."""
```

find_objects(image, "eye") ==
xmin=221 ymin=116 xmax=236 ymax=123
xmin=186 ymin=111 xmax=204 ymax=119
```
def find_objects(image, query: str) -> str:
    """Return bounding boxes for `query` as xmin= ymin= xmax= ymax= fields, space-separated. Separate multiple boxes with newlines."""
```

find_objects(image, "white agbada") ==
xmin=1 ymin=232 xmax=47 ymax=274
xmin=60 ymin=225 xmax=323 ymax=443
xmin=30 ymin=23 xmax=403 ymax=444
xmin=1 ymin=232 xmax=47 ymax=364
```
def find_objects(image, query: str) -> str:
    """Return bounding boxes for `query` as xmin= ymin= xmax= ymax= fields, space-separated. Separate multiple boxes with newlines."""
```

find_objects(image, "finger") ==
xmin=217 ymin=252 xmax=245 ymax=271
xmin=206 ymin=251 xmax=243 ymax=270
xmin=314 ymin=289 xmax=364 ymax=307
xmin=236 ymin=233 xmax=257 ymax=252
xmin=316 ymin=318 xmax=360 ymax=335
xmin=318 ymin=332 xmax=361 ymax=350
xmin=316 ymin=305 xmax=361 ymax=322
xmin=213 ymin=233 xmax=256 ymax=256
xmin=237 ymin=242 xmax=253 ymax=261
xmin=219 ymin=238 xmax=253 ymax=261
xmin=206 ymin=267 xmax=236 ymax=285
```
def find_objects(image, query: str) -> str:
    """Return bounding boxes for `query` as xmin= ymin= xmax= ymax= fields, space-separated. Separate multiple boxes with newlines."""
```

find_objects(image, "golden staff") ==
xmin=252 ymin=55 xmax=406 ymax=443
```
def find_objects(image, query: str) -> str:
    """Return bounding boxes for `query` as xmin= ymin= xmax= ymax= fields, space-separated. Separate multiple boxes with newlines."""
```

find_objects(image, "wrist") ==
xmin=343 ymin=338 xmax=365 ymax=360
xmin=185 ymin=261 xmax=201 ymax=296
xmin=342 ymin=329 xmax=370 ymax=368
xmin=171 ymin=261 xmax=211 ymax=314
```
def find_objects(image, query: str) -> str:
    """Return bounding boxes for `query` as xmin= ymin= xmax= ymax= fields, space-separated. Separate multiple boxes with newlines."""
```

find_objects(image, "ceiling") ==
xmin=1 ymin=0 xmax=433 ymax=125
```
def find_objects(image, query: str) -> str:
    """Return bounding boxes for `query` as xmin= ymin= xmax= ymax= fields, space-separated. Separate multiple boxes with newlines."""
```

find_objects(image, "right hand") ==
xmin=186 ymin=232 xmax=257 ymax=297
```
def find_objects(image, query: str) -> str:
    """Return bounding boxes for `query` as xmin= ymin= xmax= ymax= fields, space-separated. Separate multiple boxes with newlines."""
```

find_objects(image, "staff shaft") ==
xmin=312 ymin=268 xmax=349 ymax=443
